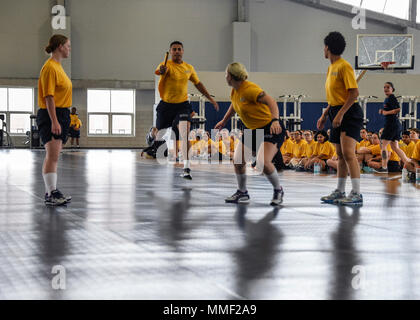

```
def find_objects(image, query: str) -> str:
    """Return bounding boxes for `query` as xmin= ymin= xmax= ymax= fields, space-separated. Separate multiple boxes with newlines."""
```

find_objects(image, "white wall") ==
xmin=69 ymin=0 xmax=236 ymax=80
xmin=1 ymin=0 xmax=415 ymax=80
xmin=249 ymin=0 xmax=403 ymax=73
xmin=0 ymin=0 xmax=53 ymax=78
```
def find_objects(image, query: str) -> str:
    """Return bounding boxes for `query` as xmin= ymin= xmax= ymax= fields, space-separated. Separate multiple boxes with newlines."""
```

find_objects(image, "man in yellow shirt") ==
xmin=317 ymin=32 xmax=363 ymax=206
xmin=405 ymin=140 xmax=420 ymax=175
xmin=288 ymin=130 xmax=307 ymax=168
xmin=154 ymin=41 xmax=219 ymax=179
xmin=401 ymin=130 xmax=415 ymax=158
xmin=280 ymin=131 xmax=294 ymax=164
xmin=69 ymin=107 xmax=82 ymax=148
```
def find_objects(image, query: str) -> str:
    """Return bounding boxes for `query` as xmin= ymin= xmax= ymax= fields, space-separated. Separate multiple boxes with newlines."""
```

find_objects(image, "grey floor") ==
xmin=1 ymin=149 xmax=420 ymax=300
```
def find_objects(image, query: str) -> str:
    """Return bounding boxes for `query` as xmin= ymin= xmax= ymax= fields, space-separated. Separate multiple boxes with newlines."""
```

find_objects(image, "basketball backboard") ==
xmin=356 ymin=34 xmax=414 ymax=70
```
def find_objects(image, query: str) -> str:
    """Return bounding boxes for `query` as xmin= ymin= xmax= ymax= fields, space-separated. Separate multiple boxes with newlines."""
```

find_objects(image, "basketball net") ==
xmin=381 ymin=61 xmax=396 ymax=74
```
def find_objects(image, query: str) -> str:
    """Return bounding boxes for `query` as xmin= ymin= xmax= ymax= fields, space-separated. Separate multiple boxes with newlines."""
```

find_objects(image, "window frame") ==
xmin=0 ymin=87 xmax=34 ymax=136
xmin=87 ymin=88 xmax=136 ymax=137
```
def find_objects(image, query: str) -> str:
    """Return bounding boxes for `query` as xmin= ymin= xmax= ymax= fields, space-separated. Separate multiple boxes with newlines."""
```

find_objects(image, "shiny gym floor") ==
xmin=1 ymin=149 xmax=420 ymax=300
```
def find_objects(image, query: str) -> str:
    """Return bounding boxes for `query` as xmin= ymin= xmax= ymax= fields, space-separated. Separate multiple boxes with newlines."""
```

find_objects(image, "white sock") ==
xmin=183 ymin=160 xmax=190 ymax=169
xmin=43 ymin=172 xmax=57 ymax=195
xmin=337 ymin=177 xmax=346 ymax=192
xmin=266 ymin=171 xmax=281 ymax=190
xmin=351 ymin=178 xmax=360 ymax=194
xmin=236 ymin=173 xmax=247 ymax=192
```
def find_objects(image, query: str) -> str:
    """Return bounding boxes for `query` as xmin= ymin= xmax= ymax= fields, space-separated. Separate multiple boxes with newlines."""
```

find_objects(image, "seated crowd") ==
xmin=142 ymin=124 xmax=420 ymax=179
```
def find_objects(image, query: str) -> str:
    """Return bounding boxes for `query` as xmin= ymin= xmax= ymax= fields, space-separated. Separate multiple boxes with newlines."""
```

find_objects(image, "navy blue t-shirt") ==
xmin=383 ymin=94 xmax=399 ymax=124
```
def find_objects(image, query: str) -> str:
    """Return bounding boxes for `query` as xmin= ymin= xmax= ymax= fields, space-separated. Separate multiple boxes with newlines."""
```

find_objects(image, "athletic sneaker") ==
xmin=295 ymin=165 xmax=306 ymax=172
xmin=225 ymin=190 xmax=250 ymax=204
xmin=270 ymin=187 xmax=284 ymax=206
xmin=320 ymin=189 xmax=346 ymax=204
xmin=373 ymin=167 xmax=388 ymax=173
xmin=44 ymin=189 xmax=67 ymax=206
xmin=335 ymin=190 xmax=363 ymax=206
xmin=181 ymin=168 xmax=192 ymax=180
xmin=408 ymin=172 xmax=416 ymax=183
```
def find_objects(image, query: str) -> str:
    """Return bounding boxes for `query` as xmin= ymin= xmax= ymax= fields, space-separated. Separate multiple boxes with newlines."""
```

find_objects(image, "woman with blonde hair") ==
xmin=215 ymin=62 xmax=286 ymax=206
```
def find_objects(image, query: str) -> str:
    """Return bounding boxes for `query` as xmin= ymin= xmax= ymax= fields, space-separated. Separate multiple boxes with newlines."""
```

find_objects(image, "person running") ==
xmin=154 ymin=41 xmax=219 ymax=179
xmin=317 ymin=32 xmax=363 ymax=206
xmin=374 ymin=82 xmax=410 ymax=173
xmin=215 ymin=62 xmax=286 ymax=206
xmin=37 ymin=34 xmax=72 ymax=206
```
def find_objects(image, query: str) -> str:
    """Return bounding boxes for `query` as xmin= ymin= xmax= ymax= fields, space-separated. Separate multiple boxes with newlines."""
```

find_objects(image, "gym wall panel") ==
xmin=248 ymin=0 xmax=404 ymax=73
xmin=69 ymin=0 xmax=236 ymax=80
xmin=0 ymin=0 xmax=53 ymax=78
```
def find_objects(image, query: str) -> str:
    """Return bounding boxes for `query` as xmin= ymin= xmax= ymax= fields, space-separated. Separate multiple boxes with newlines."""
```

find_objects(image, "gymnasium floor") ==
xmin=1 ymin=149 xmax=420 ymax=300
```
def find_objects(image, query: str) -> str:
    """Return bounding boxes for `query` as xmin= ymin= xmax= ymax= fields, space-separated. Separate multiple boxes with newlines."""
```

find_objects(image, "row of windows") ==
xmin=0 ymin=88 xmax=136 ymax=136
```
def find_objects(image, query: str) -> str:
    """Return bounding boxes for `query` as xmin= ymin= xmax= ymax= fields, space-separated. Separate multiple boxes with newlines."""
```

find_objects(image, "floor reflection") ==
xmin=232 ymin=204 xmax=283 ymax=299
xmin=147 ymin=188 xmax=203 ymax=252
xmin=329 ymin=206 xmax=361 ymax=300
xmin=33 ymin=207 xmax=70 ymax=299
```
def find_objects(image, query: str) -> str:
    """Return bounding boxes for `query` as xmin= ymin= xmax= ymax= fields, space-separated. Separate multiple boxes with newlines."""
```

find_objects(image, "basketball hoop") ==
xmin=381 ymin=61 xmax=396 ymax=72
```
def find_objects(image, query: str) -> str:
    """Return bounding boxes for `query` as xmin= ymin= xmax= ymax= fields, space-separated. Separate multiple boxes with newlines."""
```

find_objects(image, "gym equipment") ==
xmin=397 ymin=96 xmax=420 ymax=131
xmin=278 ymin=95 xmax=305 ymax=131
xmin=188 ymin=93 xmax=211 ymax=130
xmin=231 ymin=113 xmax=241 ymax=131
xmin=0 ymin=114 xmax=13 ymax=148
xmin=29 ymin=114 xmax=40 ymax=148
xmin=358 ymin=95 xmax=378 ymax=127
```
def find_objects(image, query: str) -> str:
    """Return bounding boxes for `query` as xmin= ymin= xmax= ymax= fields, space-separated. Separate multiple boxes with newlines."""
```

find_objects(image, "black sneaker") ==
xmin=181 ymin=168 xmax=192 ymax=180
xmin=373 ymin=167 xmax=388 ymax=174
xmin=270 ymin=187 xmax=284 ymax=206
xmin=408 ymin=172 xmax=416 ymax=182
xmin=45 ymin=189 xmax=67 ymax=206
xmin=295 ymin=165 xmax=306 ymax=172
xmin=225 ymin=190 xmax=250 ymax=204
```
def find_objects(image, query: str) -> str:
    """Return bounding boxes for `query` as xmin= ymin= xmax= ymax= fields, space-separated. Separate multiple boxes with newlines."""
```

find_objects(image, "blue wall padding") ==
xmin=189 ymin=101 xmax=419 ymax=134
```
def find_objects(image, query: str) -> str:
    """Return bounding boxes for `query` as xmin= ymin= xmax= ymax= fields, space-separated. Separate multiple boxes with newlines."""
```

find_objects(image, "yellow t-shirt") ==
xmin=38 ymin=58 xmax=72 ymax=109
xmin=368 ymin=144 xmax=399 ymax=161
xmin=280 ymin=138 xmax=294 ymax=156
xmin=303 ymin=140 xmax=317 ymax=157
xmin=313 ymin=141 xmax=335 ymax=160
xmin=231 ymin=81 xmax=272 ymax=130
xmin=325 ymin=58 xmax=358 ymax=106
xmin=155 ymin=60 xmax=200 ymax=103
xmin=401 ymin=141 xmax=415 ymax=158
xmin=411 ymin=141 xmax=420 ymax=161
xmin=70 ymin=114 xmax=82 ymax=129
xmin=368 ymin=144 xmax=381 ymax=156
xmin=292 ymin=139 xmax=308 ymax=158
xmin=359 ymin=139 xmax=371 ymax=148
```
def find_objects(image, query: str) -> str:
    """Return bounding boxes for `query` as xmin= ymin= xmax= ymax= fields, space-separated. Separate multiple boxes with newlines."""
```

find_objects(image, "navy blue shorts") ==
xmin=328 ymin=103 xmax=363 ymax=144
xmin=36 ymin=108 xmax=70 ymax=145
xmin=388 ymin=160 xmax=401 ymax=172
xmin=381 ymin=121 xmax=402 ymax=141
xmin=69 ymin=127 xmax=80 ymax=138
xmin=156 ymin=100 xmax=192 ymax=140
xmin=242 ymin=120 xmax=286 ymax=154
